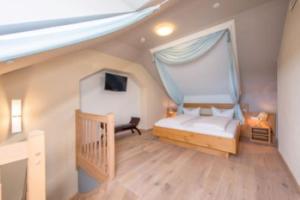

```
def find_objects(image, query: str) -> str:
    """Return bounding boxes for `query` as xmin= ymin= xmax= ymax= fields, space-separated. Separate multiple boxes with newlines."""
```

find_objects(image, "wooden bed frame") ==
xmin=153 ymin=103 xmax=241 ymax=158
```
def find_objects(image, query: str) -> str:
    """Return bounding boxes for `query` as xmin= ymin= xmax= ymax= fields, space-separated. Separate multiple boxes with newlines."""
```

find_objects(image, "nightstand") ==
xmin=250 ymin=122 xmax=272 ymax=144
xmin=241 ymin=112 xmax=276 ymax=145
xmin=250 ymin=127 xmax=272 ymax=144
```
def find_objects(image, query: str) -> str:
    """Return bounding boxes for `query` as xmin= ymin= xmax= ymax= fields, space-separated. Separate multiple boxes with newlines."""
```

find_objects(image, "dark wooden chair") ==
xmin=115 ymin=117 xmax=141 ymax=135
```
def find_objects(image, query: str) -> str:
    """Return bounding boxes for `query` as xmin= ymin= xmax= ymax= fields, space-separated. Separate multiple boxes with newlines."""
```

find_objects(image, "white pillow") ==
xmin=183 ymin=107 xmax=200 ymax=117
xmin=212 ymin=107 xmax=234 ymax=119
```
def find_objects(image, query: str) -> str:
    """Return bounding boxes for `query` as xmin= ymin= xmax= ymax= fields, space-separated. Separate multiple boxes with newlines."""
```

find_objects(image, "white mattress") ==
xmin=155 ymin=115 xmax=239 ymax=139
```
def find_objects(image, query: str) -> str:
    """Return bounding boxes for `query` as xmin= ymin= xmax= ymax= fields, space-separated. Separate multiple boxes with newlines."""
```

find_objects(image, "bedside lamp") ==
xmin=250 ymin=112 xmax=269 ymax=127
xmin=259 ymin=112 xmax=268 ymax=121
xmin=166 ymin=107 xmax=177 ymax=118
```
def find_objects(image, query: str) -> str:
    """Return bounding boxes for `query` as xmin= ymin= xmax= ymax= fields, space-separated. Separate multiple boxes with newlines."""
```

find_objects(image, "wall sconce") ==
xmin=11 ymin=99 xmax=22 ymax=134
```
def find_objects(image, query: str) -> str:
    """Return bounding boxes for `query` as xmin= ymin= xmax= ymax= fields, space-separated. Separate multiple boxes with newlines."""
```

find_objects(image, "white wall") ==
xmin=0 ymin=160 xmax=27 ymax=200
xmin=0 ymin=78 xmax=10 ymax=142
xmin=164 ymin=34 xmax=232 ymax=103
xmin=236 ymin=0 xmax=287 ymax=112
xmin=277 ymin=2 xmax=300 ymax=186
xmin=0 ymin=50 xmax=168 ymax=200
xmin=80 ymin=71 xmax=142 ymax=127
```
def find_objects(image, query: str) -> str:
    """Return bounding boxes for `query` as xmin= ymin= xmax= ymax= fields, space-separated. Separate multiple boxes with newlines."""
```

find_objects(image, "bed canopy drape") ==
xmin=153 ymin=28 xmax=244 ymax=123
xmin=0 ymin=4 xmax=162 ymax=62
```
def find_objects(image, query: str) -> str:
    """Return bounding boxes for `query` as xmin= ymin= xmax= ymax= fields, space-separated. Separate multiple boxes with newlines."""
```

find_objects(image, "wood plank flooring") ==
xmin=76 ymin=131 xmax=300 ymax=200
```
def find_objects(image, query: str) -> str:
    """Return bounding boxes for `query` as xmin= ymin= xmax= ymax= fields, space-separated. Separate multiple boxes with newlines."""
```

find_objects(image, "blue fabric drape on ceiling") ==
xmin=153 ymin=29 xmax=244 ymax=123
xmin=155 ymin=30 xmax=226 ymax=65
xmin=0 ymin=5 xmax=160 ymax=62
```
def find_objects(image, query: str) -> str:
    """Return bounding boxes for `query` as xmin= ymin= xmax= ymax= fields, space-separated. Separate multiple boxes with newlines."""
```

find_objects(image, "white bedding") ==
xmin=189 ymin=116 xmax=231 ymax=131
xmin=155 ymin=114 xmax=195 ymax=127
xmin=155 ymin=115 xmax=239 ymax=139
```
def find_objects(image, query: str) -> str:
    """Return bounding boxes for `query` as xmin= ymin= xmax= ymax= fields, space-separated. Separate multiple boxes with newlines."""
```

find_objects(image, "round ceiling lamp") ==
xmin=213 ymin=2 xmax=221 ymax=8
xmin=154 ymin=22 xmax=175 ymax=37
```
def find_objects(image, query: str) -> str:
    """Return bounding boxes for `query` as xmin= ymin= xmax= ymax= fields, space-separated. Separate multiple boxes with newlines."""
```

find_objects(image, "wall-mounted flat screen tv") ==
xmin=104 ymin=73 xmax=127 ymax=92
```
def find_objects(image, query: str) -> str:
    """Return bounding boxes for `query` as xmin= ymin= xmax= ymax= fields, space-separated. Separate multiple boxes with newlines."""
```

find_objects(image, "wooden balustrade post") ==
xmin=0 ymin=131 xmax=45 ymax=200
xmin=106 ymin=113 xmax=115 ymax=180
xmin=75 ymin=110 xmax=80 ymax=168
xmin=27 ymin=131 xmax=46 ymax=200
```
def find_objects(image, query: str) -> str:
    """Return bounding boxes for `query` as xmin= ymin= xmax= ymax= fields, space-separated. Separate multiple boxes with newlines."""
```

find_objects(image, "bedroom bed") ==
xmin=153 ymin=103 xmax=241 ymax=158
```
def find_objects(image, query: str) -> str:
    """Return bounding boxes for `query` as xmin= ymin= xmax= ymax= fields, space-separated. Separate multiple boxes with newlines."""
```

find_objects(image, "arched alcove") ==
xmin=0 ymin=50 xmax=169 ymax=199
xmin=79 ymin=69 xmax=143 ymax=127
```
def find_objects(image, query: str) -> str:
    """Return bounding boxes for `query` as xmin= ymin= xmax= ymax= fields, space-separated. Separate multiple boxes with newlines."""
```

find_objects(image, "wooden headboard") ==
xmin=183 ymin=103 xmax=235 ymax=109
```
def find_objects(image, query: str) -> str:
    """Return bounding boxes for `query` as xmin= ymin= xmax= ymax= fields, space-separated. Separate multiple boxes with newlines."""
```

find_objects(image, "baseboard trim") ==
xmin=140 ymin=128 xmax=153 ymax=132
xmin=278 ymin=151 xmax=300 ymax=193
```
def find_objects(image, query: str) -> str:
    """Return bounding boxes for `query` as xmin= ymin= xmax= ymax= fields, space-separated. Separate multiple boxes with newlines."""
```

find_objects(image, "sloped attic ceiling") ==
xmin=0 ymin=0 xmax=287 ymax=81
xmin=101 ymin=0 xmax=276 ymax=50
xmin=0 ymin=0 xmax=168 ymax=74
xmin=93 ymin=0 xmax=287 ymax=111
xmin=95 ymin=0 xmax=284 ymax=77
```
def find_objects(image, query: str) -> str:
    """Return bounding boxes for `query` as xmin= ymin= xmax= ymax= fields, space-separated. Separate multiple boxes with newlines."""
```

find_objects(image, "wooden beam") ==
xmin=106 ymin=113 xmax=115 ymax=180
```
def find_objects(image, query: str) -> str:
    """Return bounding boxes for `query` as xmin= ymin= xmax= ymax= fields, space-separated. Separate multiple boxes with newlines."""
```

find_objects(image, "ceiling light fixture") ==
xmin=213 ymin=2 xmax=221 ymax=8
xmin=154 ymin=23 xmax=175 ymax=37
xmin=140 ymin=37 xmax=146 ymax=43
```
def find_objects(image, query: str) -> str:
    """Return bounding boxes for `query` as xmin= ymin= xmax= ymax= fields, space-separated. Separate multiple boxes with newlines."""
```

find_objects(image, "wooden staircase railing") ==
xmin=0 ymin=131 xmax=46 ymax=200
xmin=75 ymin=110 xmax=115 ymax=182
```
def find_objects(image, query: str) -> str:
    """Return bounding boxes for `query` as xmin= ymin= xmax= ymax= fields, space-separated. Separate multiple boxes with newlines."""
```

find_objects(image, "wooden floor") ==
xmin=76 ymin=131 xmax=300 ymax=200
